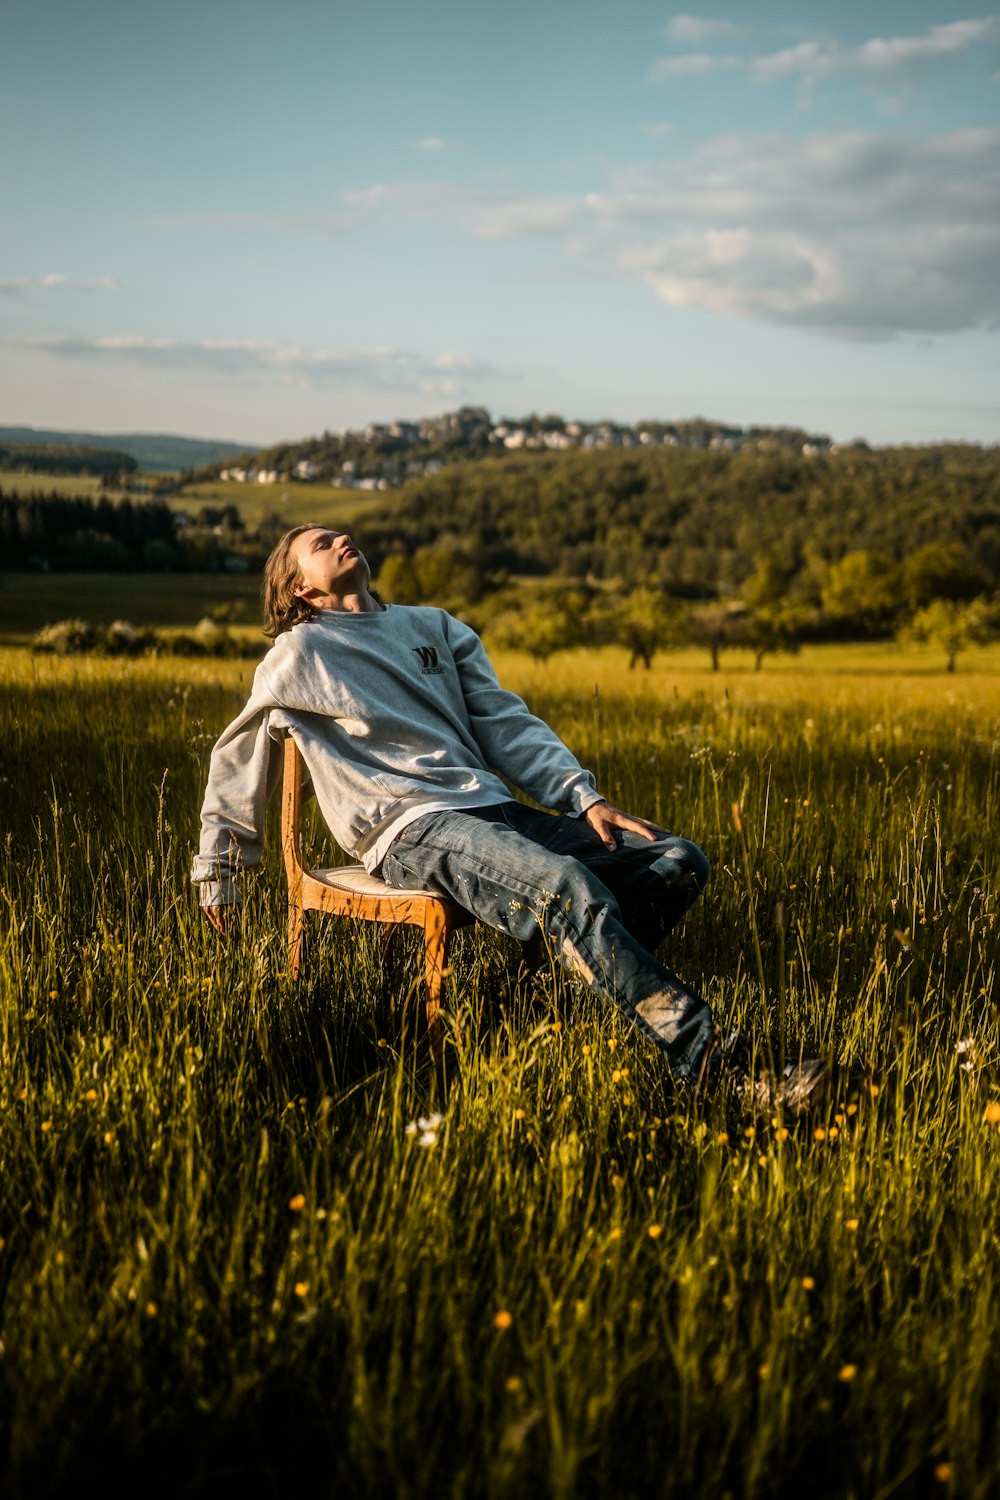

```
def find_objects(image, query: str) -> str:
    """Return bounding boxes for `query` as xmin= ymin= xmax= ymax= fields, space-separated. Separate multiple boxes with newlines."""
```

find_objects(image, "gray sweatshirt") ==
xmin=191 ymin=603 xmax=603 ymax=906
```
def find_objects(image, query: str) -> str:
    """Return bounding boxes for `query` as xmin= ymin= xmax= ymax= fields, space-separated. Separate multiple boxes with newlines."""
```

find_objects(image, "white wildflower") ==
xmin=405 ymin=1113 xmax=444 ymax=1146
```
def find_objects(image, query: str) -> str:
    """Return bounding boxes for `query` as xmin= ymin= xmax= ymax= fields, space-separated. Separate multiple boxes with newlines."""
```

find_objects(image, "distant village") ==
xmin=216 ymin=406 xmax=835 ymax=490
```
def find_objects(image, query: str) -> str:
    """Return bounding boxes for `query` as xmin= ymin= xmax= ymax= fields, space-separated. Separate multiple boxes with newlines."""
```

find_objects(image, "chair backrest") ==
xmin=281 ymin=733 xmax=305 ymax=888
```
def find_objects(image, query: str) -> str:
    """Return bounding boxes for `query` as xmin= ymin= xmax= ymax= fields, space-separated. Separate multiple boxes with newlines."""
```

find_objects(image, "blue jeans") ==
xmin=381 ymin=802 xmax=714 ymax=1081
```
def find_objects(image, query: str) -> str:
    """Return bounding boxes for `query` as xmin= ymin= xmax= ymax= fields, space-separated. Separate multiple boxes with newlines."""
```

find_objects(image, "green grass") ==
xmin=0 ymin=645 xmax=998 ymax=1498
xmin=173 ymin=477 xmax=407 ymax=530
xmin=0 ymin=472 xmax=128 ymax=498
xmin=0 ymin=570 xmax=269 ymax=642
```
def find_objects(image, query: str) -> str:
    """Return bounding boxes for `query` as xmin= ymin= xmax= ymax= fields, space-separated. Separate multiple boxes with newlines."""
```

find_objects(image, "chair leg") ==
xmin=424 ymin=905 xmax=451 ymax=1070
xmin=288 ymin=898 xmax=304 ymax=980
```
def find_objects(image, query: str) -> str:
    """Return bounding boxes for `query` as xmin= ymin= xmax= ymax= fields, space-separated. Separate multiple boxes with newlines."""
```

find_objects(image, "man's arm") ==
xmin=445 ymin=614 xmax=668 ymax=842
xmin=191 ymin=684 xmax=281 ymax=927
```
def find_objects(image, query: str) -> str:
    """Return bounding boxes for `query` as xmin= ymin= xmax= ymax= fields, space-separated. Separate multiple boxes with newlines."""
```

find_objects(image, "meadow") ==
xmin=1 ymin=642 xmax=998 ymax=1499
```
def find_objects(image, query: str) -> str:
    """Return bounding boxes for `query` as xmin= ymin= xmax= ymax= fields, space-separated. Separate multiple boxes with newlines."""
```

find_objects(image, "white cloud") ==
xmin=649 ymin=51 xmax=741 ymax=78
xmin=596 ymin=128 xmax=1000 ymax=336
xmin=653 ymin=17 xmax=1000 ymax=86
xmin=10 ymin=336 xmax=506 ymax=393
xmin=639 ymin=121 xmax=676 ymax=138
xmin=141 ymin=122 xmax=1000 ymax=341
xmin=144 ymin=183 xmax=579 ymax=241
xmin=338 ymin=182 xmax=580 ymax=238
xmin=662 ymin=15 xmax=744 ymax=44
xmin=0 ymin=273 xmax=120 ymax=296
xmin=410 ymin=136 xmax=448 ymax=151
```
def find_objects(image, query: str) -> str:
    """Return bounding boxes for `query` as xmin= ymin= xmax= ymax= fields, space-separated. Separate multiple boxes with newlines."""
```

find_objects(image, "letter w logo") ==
xmin=412 ymin=645 xmax=444 ymax=674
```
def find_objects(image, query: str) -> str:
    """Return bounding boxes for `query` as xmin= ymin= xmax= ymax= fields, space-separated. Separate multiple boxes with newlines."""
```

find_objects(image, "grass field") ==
xmin=174 ymin=478 xmax=404 ymax=531
xmin=1 ymin=468 xmax=404 ymax=527
xmin=0 ymin=571 xmax=267 ymax=642
xmin=1 ymin=642 xmax=998 ymax=1498
xmin=0 ymin=472 xmax=131 ymax=499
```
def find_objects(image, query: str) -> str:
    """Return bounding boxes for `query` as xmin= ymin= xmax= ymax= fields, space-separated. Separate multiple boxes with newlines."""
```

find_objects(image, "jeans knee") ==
xmin=686 ymin=841 xmax=711 ymax=893
xmin=650 ymin=838 xmax=711 ymax=895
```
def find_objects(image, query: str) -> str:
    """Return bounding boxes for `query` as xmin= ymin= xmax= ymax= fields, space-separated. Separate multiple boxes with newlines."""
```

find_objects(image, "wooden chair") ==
xmin=280 ymin=733 xmax=474 ymax=1062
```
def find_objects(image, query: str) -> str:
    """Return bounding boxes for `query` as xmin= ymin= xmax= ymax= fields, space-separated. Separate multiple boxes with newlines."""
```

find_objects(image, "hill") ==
xmin=0 ymin=425 xmax=252 ymax=473
xmin=196 ymin=407 xmax=834 ymax=492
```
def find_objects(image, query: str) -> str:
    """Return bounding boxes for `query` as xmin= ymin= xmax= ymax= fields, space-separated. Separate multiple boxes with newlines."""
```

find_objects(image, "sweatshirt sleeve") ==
xmin=189 ymin=667 xmax=282 ymax=906
xmin=444 ymin=613 xmax=603 ymax=816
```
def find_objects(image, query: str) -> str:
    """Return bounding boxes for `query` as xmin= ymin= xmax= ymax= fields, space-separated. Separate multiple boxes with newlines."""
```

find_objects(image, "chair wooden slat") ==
xmin=280 ymin=732 xmax=473 ymax=1062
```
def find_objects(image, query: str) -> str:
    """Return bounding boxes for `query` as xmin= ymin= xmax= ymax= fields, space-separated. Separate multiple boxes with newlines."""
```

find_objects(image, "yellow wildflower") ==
xmin=494 ymin=1310 xmax=513 ymax=1330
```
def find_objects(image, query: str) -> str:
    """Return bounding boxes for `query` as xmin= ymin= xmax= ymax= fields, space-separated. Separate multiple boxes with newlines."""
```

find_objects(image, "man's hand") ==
xmin=203 ymin=906 xmax=229 ymax=935
xmin=583 ymin=801 xmax=670 ymax=850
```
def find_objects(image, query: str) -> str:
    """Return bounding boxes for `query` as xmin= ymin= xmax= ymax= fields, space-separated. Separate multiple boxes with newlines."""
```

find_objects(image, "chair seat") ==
xmin=311 ymin=864 xmax=444 ymax=903
xmin=282 ymin=732 xmax=472 ymax=1069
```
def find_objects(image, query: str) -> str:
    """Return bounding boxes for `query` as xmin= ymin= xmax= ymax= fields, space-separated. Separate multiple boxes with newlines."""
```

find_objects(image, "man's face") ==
xmin=291 ymin=527 xmax=371 ymax=602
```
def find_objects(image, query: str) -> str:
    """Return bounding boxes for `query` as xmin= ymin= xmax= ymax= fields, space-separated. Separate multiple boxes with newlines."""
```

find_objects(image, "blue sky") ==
xmin=1 ymin=0 xmax=998 ymax=445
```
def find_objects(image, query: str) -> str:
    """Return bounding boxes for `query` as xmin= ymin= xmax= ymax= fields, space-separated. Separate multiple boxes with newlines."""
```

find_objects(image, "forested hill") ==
xmin=357 ymin=442 xmax=1000 ymax=597
xmin=0 ymin=426 xmax=250 ymax=473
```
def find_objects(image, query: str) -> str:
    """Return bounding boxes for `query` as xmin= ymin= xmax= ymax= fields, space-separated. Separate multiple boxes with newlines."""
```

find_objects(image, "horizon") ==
xmin=2 ymin=0 xmax=998 ymax=448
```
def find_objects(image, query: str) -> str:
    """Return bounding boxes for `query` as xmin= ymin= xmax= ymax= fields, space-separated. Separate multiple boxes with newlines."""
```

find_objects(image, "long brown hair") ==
xmin=261 ymin=524 xmax=384 ymax=639
xmin=262 ymin=524 xmax=325 ymax=639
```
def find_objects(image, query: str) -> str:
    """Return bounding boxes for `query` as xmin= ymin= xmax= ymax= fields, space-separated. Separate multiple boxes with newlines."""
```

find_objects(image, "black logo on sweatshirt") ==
xmin=412 ymin=645 xmax=445 ymax=675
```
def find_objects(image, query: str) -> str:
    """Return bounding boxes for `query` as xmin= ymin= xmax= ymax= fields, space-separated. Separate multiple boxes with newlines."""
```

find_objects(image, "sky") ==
xmin=1 ymin=0 xmax=998 ymax=447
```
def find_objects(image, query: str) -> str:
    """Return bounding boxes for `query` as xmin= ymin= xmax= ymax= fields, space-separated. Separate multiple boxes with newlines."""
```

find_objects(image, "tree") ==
xmin=686 ymin=601 xmax=747 ymax=671
xmin=377 ymin=544 xmax=483 ymax=612
xmin=744 ymin=605 xmax=806 ymax=671
xmin=820 ymin=551 xmax=903 ymax=636
xmin=899 ymin=597 xmax=994 ymax=672
xmin=901 ymin=542 xmax=988 ymax=610
xmin=487 ymin=596 xmax=585 ymax=663
xmin=613 ymin=587 xmax=686 ymax=669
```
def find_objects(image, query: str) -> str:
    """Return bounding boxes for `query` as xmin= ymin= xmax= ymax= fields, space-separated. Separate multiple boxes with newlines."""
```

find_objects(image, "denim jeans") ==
xmin=381 ymin=801 xmax=714 ymax=1080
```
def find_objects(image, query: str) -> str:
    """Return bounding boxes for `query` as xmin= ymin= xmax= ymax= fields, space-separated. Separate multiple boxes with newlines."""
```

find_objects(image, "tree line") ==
xmin=0 ymin=493 xmax=279 ymax=572
xmin=359 ymin=443 xmax=1000 ymax=595
xmin=0 ymin=442 xmax=137 ymax=479
xmin=361 ymin=442 xmax=1000 ymax=670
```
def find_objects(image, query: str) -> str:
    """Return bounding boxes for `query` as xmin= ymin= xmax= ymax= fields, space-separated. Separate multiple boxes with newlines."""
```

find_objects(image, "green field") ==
xmin=174 ymin=477 xmax=405 ymax=531
xmin=1 ymin=467 xmax=405 ymax=523
xmin=1 ymin=644 xmax=998 ymax=1498
xmin=0 ymin=472 xmax=130 ymax=498
xmin=0 ymin=570 xmax=267 ymax=642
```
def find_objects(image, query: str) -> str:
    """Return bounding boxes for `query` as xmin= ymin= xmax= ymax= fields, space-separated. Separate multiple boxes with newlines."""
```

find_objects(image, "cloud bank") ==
xmin=0 ymin=273 xmax=120 ymax=296
xmin=11 ymin=336 xmax=506 ymax=397
xmin=650 ymin=16 xmax=999 ymax=82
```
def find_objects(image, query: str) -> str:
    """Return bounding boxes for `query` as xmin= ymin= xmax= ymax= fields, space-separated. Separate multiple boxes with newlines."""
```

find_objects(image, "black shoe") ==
xmin=699 ymin=1029 xmax=831 ymax=1117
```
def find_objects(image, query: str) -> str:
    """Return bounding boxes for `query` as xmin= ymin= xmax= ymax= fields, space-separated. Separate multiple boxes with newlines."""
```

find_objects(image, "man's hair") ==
xmin=262 ymin=524 xmax=326 ymax=639
xmin=261 ymin=523 xmax=384 ymax=639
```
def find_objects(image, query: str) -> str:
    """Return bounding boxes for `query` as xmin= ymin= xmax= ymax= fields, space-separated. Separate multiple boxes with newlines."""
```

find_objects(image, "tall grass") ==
xmin=0 ymin=645 xmax=998 ymax=1498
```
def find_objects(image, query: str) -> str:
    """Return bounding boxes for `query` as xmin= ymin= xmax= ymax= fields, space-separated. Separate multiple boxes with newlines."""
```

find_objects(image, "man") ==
xmin=193 ymin=524 xmax=827 ymax=1109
